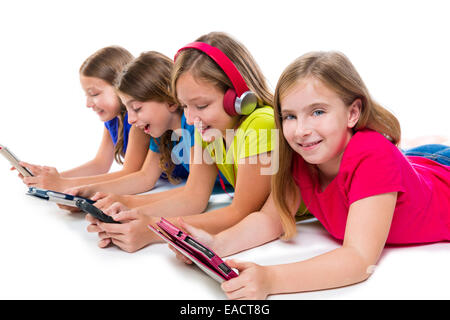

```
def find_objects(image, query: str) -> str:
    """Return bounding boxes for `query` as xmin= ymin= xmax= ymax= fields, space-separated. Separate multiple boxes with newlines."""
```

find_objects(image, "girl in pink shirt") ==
xmin=173 ymin=51 xmax=449 ymax=299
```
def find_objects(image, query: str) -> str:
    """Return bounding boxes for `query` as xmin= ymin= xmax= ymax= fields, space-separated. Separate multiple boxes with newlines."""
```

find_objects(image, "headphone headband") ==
xmin=174 ymin=42 xmax=250 ymax=97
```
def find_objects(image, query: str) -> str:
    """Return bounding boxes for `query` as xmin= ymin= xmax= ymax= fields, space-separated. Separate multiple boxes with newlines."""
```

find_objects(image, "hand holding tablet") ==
xmin=0 ymin=144 xmax=33 ymax=177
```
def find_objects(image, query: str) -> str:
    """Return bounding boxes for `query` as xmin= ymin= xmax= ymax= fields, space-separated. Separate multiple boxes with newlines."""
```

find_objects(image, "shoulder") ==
xmin=344 ymin=129 xmax=400 ymax=162
xmin=104 ymin=117 xmax=118 ymax=129
xmin=341 ymin=129 xmax=407 ymax=203
xmin=239 ymin=106 xmax=275 ymax=131
xmin=123 ymin=113 xmax=132 ymax=131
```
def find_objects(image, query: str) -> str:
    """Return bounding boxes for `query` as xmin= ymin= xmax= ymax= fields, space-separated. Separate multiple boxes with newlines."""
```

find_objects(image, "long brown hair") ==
xmin=116 ymin=51 xmax=182 ymax=184
xmin=273 ymin=51 xmax=401 ymax=239
xmin=171 ymin=32 xmax=273 ymax=110
xmin=79 ymin=46 xmax=134 ymax=164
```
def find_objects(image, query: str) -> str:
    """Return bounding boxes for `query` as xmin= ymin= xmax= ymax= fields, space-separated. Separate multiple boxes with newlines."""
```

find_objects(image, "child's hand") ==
xmin=178 ymin=218 xmax=216 ymax=250
xmin=20 ymin=162 xmax=64 ymax=191
xmin=66 ymin=185 xmax=96 ymax=199
xmin=86 ymin=203 xmax=155 ymax=252
xmin=167 ymin=218 xmax=217 ymax=264
xmin=54 ymin=187 xmax=85 ymax=213
xmin=221 ymin=260 xmax=272 ymax=300
xmin=85 ymin=213 xmax=111 ymax=248
xmin=91 ymin=192 xmax=126 ymax=210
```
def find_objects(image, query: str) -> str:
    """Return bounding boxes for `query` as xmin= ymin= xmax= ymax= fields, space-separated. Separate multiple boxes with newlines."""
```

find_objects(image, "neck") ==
xmin=169 ymin=111 xmax=183 ymax=139
xmin=316 ymin=130 xmax=353 ymax=188
xmin=222 ymin=115 xmax=242 ymax=150
xmin=316 ymin=152 xmax=343 ymax=187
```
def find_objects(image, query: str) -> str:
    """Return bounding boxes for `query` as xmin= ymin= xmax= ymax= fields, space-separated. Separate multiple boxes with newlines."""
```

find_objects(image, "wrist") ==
xmin=264 ymin=265 xmax=279 ymax=296
xmin=57 ymin=178 xmax=70 ymax=191
xmin=146 ymin=215 xmax=162 ymax=244
xmin=213 ymin=232 xmax=229 ymax=257
xmin=122 ymin=195 xmax=137 ymax=208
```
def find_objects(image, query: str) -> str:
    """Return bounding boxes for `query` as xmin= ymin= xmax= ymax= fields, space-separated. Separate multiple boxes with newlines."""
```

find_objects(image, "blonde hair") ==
xmin=79 ymin=46 xmax=134 ymax=164
xmin=116 ymin=51 xmax=182 ymax=184
xmin=273 ymin=51 xmax=401 ymax=239
xmin=171 ymin=31 xmax=273 ymax=109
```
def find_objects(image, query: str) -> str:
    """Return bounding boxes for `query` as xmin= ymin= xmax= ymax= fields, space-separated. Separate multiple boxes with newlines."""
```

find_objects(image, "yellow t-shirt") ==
xmin=195 ymin=106 xmax=275 ymax=188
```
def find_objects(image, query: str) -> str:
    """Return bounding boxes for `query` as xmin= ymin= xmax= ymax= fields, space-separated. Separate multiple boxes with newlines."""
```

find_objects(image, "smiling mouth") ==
xmin=200 ymin=126 xmax=211 ymax=134
xmin=299 ymin=140 xmax=322 ymax=149
xmin=195 ymin=123 xmax=211 ymax=134
xmin=143 ymin=124 xmax=151 ymax=133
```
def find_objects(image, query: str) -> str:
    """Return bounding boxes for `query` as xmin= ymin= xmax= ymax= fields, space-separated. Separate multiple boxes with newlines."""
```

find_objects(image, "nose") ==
xmin=86 ymin=97 xmax=95 ymax=109
xmin=295 ymin=118 xmax=312 ymax=138
xmin=127 ymin=110 xmax=137 ymax=125
xmin=184 ymin=106 xmax=196 ymax=126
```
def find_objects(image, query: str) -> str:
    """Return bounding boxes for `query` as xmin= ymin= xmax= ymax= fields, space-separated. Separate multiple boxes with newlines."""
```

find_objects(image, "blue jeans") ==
xmin=403 ymin=144 xmax=450 ymax=166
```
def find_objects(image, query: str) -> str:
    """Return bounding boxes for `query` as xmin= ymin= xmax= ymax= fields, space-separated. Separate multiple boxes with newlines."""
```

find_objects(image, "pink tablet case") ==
xmin=149 ymin=218 xmax=238 ymax=283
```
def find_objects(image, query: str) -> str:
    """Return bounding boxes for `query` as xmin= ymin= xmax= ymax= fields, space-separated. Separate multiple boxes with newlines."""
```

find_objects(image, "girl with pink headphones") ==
xmin=86 ymin=32 xmax=277 ymax=253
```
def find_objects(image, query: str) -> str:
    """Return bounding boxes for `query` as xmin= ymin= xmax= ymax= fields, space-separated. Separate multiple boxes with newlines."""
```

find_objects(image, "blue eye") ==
xmin=282 ymin=114 xmax=295 ymax=121
xmin=312 ymin=110 xmax=324 ymax=116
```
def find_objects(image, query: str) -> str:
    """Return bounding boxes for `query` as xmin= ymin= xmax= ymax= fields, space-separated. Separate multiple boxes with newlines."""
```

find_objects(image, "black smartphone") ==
xmin=75 ymin=199 xmax=119 ymax=224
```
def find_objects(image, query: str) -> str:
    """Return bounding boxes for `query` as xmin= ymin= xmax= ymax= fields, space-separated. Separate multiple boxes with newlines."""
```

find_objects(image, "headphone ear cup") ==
xmin=223 ymin=88 xmax=238 ymax=116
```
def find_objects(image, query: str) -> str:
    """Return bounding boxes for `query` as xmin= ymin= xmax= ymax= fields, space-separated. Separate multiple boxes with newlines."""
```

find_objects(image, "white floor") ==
xmin=1 ymin=172 xmax=449 ymax=300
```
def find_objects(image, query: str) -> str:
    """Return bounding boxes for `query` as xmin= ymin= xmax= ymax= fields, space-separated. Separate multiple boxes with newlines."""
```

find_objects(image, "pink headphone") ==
xmin=174 ymin=42 xmax=257 ymax=116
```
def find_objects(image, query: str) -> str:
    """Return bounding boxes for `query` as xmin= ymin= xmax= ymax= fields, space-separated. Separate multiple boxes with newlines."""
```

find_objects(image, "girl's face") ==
xmin=118 ymin=92 xmax=180 ymax=138
xmin=176 ymin=71 xmax=240 ymax=142
xmin=80 ymin=75 xmax=121 ymax=122
xmin=281 ymin=77 xmax=360 ymax=172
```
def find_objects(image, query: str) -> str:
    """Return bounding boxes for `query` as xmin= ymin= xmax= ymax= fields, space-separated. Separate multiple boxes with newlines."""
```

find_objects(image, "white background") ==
xmin=0 ymin=0 xmax=449 ymax=300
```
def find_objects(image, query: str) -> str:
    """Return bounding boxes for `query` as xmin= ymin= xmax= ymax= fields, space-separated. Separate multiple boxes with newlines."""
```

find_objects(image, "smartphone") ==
xmin=75 ymin=199 xmax=119 ymax=224
xmin=26 ymin=187 xmax=95 ymax=207
xmin=0 ymin=144 xmax=33 ymax=177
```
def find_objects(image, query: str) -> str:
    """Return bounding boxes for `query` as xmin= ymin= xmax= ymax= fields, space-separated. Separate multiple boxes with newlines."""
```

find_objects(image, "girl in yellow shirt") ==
xmin=87 ymin=32 xmax=277 ymax=252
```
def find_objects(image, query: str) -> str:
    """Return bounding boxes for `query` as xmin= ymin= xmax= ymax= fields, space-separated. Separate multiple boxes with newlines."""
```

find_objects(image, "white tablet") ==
xmin=0 ymin=144 xmax=33 ymax=177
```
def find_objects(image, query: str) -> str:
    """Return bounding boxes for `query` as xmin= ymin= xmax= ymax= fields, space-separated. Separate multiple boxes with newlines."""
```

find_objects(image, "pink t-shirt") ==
xmin=292 ymin=129 xmax=450 ymax=244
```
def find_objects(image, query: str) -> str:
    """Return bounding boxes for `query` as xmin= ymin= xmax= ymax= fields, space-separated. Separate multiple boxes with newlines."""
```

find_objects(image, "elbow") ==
xmin=356 ymin=260 xmax=378 ymax=284
xmin=184 ymin=189 xmax=210 ymax=213
xmin=92 ymin=158 xmax=113 ymax=174
xmin=344 ymin=246 xmax=378 ymax=284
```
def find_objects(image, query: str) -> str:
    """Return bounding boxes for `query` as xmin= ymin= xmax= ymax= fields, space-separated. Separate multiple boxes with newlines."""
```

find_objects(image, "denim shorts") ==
xmin=403 ymin=144 xmax=450 ymax=166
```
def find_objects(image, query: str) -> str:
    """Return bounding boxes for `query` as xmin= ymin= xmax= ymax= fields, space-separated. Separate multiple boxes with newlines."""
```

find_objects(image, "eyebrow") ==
xmin=281 ymin=102 xmax=329 ymax=114
xmin=123 ymin=98 xmax=137 ymax=108
xmin=179 ymin=96 xmax=210 ymax=105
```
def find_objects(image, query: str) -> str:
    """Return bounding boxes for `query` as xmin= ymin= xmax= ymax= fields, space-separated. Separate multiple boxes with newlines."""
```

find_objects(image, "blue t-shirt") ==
xmin=149 ymin=114 xmax=231 ymax=185
xmin=149 ymin=113 xmax=192 ymax=180
xmin=104 ymin=113 xmax=131 ymax=153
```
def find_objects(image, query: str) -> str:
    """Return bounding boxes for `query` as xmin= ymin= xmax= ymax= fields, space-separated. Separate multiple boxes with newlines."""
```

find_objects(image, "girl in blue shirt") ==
xmin=19 ymin=46 xmax=150 ymax=193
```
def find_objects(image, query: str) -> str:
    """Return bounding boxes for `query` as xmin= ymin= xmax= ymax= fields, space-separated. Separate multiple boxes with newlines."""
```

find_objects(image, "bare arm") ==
xmin=150 ymin=152 xmax=273 ymax=237
xmin=61 ymin=125 xmax=150 ymax=187
xmin=213 ymin=190 xmax=287 ymax=257
xmin=93 ymin=152 xmax=273 ymax=252
xmin=61 ymin=127 xmax=115 ymax=178
xmin=22 ymin=126 xmax=150 ymax=192
xmin=222 ymin=192 xmax=397 ymax=299
xmin=75 ymin=148 xmax=163 ymax=196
